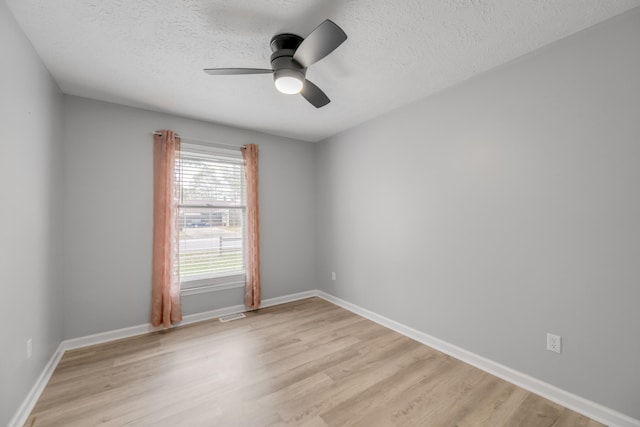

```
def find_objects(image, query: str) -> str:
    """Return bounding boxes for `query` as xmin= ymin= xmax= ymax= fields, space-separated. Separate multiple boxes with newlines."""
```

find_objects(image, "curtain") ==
xmin=151 ymin=130 xmax=182 ymax=328
xmin=242 ymin=144 xmax=261 ymax=309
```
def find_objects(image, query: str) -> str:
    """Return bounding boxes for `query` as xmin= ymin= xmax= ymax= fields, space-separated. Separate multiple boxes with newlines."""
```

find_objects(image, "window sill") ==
xmin=181 ymin=281 xmax=244 ymax=296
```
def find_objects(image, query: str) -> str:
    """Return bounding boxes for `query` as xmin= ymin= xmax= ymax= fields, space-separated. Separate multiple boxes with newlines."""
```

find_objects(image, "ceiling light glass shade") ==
xmin=274 ymin=69 xmax=304 ymax=94
xmin=275 ymin=76 xmax=303 ymax=94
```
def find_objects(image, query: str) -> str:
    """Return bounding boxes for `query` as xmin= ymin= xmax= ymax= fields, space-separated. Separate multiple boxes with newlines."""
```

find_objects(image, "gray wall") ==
xmin=315 ymin=8 xmax=640 ymax=420
xmin=62 ymin=96 xmax=316 ymax=339
xmin=0 ymin=2 xmax=64 ymax=425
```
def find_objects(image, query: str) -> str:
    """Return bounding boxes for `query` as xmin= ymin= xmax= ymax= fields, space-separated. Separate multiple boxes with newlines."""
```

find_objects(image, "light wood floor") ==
xmin=26 ymin=298 xmax=604 ymax=426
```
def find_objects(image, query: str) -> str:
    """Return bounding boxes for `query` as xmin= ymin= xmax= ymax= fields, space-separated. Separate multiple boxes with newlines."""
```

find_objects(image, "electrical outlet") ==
xmin=546 ymin=333 xmax=561 ymax=354
xmin=27 ymin=339 xmax=33 ymax=359
xmin=331 ymin=272 xmax=336 ymax=281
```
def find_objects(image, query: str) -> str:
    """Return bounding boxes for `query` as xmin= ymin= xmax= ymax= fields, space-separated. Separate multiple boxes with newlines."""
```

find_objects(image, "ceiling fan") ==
xmin=204 ymin=19 xmax=347 ymax=108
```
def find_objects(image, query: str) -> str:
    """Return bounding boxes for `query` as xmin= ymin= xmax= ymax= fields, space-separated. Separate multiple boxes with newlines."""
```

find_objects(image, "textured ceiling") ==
xmin=6 ymin=0 xmax=640 ymax=142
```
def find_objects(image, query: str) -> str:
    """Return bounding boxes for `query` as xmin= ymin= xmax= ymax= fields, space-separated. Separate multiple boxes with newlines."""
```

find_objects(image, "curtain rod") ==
xmin=153 ymin=131 xmax=244 ymax=151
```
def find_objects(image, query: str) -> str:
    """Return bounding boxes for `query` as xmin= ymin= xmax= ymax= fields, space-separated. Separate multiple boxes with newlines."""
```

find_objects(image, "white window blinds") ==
xmin=177 ymin=144 xmax=246 ymax=284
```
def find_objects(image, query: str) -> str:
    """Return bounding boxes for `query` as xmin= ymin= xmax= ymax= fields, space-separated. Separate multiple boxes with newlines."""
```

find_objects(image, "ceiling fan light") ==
xmin=274 ymin=69 xmax=304 ymax=94
xmin=275 ymin=76 xmax=303 ymax=94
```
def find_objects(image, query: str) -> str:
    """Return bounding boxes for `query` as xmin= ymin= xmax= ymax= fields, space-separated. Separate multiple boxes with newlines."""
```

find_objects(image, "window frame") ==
xmin=177 ymin=142 xmax=247 ymax=295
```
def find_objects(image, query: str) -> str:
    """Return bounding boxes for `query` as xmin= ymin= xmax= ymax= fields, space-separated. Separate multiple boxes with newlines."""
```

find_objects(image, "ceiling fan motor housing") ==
xmin=270 ymin=33 xmax=306 ymax=83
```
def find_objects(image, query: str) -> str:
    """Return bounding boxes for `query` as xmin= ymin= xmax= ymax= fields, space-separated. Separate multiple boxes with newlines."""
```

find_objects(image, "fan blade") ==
xmin=293 ymin=20 xmax=347 ymax=68
xmin=204 ymin=68 xmax=273 ymax=75
xmin=301 ymin=79 xmax=330 ymax=108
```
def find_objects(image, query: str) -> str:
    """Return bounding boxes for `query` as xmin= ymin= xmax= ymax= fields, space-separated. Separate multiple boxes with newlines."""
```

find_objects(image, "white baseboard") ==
xmin=316 ymin=290 xmax=640 ymax=427
xmin=259 ymin=290 xmax=318 ymax=308
xmin=11 ymin=289 xmax=638 ymax=427
xmin=8 ymin=343 xmax=65 ymax=427
xmin=63 ymin=290 xmax=319 ymax=351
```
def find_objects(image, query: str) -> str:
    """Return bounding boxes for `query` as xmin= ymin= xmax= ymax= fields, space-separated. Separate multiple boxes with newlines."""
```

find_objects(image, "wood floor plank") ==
xmin=552 ymin=410 xmax=603 ymax=427
xmin=320 ymin=352 xmax=450 ymax=426
xmin=504 ymin=393 xmax=563 ymax=427
xmin=25 ymin=297 xmax=605 ymax=427
xmin=276 ymin=341 xmax=439 ymax=424
xmin=454 ymin=381 xmax=529 ymax=426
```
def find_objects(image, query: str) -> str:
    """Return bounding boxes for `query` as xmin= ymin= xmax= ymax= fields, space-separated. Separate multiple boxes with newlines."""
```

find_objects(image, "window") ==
xmin=177 ymin=143 xmax=246 ymax=294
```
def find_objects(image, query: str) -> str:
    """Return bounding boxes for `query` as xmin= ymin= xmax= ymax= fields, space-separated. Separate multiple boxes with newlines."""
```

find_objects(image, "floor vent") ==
xmin=218 ymin=312 xmax=246 ymax=323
